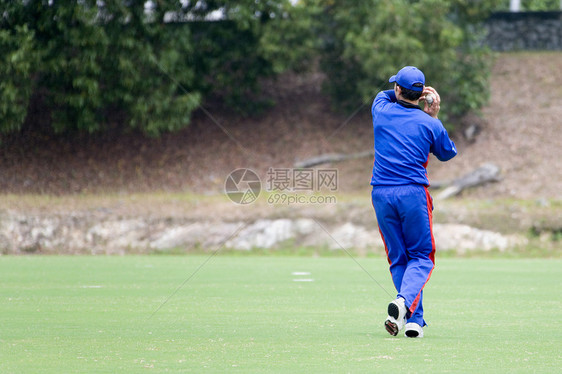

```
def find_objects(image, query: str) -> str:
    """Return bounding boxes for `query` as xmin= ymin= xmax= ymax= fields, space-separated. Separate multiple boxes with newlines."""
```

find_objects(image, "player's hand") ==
xmin=420 ymin=86 xmax=440 ymax=119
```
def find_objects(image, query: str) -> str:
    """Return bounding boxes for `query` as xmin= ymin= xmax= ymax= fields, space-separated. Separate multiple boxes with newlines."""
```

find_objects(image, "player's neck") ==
xmin=397 ymin=94 xmax=419 ymax=106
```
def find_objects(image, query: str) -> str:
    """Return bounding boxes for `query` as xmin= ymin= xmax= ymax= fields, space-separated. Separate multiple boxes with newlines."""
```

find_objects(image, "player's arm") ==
xmin=431 ymin=124 xmax=457 ymax=161
xmin=381 ymin=89 xmax=397 ymax=102
xmin=372 ymin=90 xmax=397 ymax=115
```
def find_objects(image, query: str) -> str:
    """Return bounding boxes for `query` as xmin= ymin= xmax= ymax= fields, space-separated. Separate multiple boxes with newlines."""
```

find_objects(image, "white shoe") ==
xmin=384 ymin=298 xmax=407 ymax=336
xmin=404 ymin=322 xmax=424 ymax=338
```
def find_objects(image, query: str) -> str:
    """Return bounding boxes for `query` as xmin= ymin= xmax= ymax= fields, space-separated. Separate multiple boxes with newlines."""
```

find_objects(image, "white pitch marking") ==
xmin=292 ymin=278 xmax=314 ymax=282
xmin=80 ymin=285 xmax=103 ymax=288
xmin=291 ymin=272 xmax=311 ymax=276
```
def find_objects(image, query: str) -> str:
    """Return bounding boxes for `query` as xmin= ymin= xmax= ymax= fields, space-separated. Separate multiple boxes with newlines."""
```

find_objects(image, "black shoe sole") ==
xmin=387 ymin=302 xmax=400 ymax=319
xmin=385 ymin=320 xmax=398 ymax=336
xmin=405 ymin=329 xmax=420 ymax=338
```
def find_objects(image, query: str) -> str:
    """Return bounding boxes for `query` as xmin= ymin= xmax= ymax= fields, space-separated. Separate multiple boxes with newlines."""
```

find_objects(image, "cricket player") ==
xmin=370 ymin=66 xmax=457 ymax=338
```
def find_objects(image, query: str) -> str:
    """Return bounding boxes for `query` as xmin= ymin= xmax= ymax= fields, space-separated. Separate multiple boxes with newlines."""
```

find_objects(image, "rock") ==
xmin=149 ymin=222 xmax=239 ymax=250
xmin=0 ymin=211 xmax=529 ymax=255
xmin=463 ymin=124 xmax=480 ymax=142
xmin=293 ymin=218 xmax=317 ymax=235
xmin=87 ymin=219 xmax=148 ymax=249
xmin=327 ymin=222 xmax=383 ymax=251
xmin=225 ymin=219 xmax=295 ymax=250
xmin=433 ymin=223 xmax=527 ymax=253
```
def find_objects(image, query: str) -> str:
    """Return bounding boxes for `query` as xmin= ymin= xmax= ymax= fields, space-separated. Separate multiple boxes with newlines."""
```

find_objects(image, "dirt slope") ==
xmin=427 ymin=52 xmax=562 ymax=199
xmin=0 ymin=52 xmax=560 ymax=199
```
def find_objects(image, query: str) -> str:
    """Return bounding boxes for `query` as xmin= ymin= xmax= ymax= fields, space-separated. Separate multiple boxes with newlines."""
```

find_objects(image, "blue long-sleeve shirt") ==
xmin=370 ymin=90 xmax=457 ymax=187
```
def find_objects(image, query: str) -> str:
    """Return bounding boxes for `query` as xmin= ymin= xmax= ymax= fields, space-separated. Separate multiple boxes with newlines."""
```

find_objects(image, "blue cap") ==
xmin=388 ymin=66 xmax=425 ymax=92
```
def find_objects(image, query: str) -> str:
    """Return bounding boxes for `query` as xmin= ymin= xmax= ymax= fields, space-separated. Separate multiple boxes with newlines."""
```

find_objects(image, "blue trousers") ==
xmin=371 ymin=185 xmax=435 ymax=327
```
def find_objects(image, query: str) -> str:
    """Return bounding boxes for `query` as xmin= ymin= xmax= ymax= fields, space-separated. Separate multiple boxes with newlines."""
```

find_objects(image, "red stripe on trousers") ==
xmin=378 ymin=228 xmax=392 ymax=266
xmin=408 ymin=187 xmax=436 ymax=314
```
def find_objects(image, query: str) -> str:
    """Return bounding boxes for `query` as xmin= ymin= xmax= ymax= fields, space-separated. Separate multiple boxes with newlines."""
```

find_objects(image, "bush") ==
xmin=0 ymin=0 xmax=297 ymax=135
xmin=0 ymin=1 xmax=200 ymax=136
xmin=0 ymin=24 xmax=37 ymax=133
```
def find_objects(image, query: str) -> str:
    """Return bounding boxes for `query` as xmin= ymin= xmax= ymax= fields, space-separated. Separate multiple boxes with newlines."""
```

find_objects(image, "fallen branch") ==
xmin=435 ymin=163 xmax=501 ymax=199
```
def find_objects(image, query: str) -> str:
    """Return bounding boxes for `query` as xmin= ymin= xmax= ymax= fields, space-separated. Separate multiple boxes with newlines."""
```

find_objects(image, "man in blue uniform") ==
xmin=371 ymin=66 xmax=457 ymax=338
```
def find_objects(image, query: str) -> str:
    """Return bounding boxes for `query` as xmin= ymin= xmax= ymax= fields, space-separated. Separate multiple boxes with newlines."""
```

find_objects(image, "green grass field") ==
xmin=1 ymin=255 xmax=560 ymax=373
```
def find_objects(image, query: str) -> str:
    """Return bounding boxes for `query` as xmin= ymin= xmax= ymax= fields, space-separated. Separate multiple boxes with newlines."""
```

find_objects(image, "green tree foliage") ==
xmin=95 ymin=1 xmax=200 ymax=135
xmin=258 ymin=1 xmax=319 ymax=74
xmin=0 ymin=23 xmax=38 ymax=132
xmin=0 ymin=0 xmax=199 ymax=135
xmin=300 ymin=0 xmax=495 ymax=126
xmin=0 ymin=0 xmax=496 ymax=135
xmin=184 ymin=0 xmax=295 ymax=112
xmin=0 ymin=0 xmax=296 ymax=135
xmin=187 ymin=20 xmax=275 ymax=112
